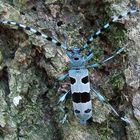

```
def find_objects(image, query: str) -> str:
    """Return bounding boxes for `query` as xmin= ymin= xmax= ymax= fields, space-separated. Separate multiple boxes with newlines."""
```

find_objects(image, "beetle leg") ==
xmin=57 ymin=73 xmax=69 ymax=81
xmin=91 ymin=88 xmax=131 ymax=124
xmin=59 ymin=106 xmax=69 ymax=124
xmin=87 ymin=47 xmax=125 ymax=69
xmin=57 ymin=90 xmax=71 ymax=104
xmin=57 ymin=90 xmax=71 ymax=124
xmin=85 ymin=52 xmax=94 ymax=62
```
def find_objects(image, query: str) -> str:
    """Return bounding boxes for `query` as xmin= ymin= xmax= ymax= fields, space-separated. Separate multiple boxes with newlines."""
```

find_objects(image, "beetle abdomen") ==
xmin=69 ymin=69 xmax=92 ymax=124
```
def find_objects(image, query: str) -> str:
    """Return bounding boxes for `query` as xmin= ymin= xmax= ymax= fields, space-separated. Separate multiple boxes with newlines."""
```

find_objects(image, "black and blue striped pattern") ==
xmin=72 ymin=92 xmax=90 ymax=103
xmin=0 ymin=9 xmax=139 ymax=51
xmin=83 ymin=9 xmax=139 ymax=49
xmin=0 ymin=20 xmax=67 ymax=50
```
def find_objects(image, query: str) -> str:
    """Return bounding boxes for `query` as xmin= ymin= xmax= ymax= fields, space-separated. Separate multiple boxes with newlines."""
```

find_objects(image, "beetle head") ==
xmin=67 ymin=47 xmax=85 ymax=68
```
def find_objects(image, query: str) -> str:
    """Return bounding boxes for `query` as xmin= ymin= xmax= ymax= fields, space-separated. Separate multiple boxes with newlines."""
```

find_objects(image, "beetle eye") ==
xmin=74 ymin=57 xmax=79 ymax=60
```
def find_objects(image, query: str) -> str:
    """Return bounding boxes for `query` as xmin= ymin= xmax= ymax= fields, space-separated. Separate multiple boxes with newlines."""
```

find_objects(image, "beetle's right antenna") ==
xmin=82 ymin=9 xmax=139 ymax=50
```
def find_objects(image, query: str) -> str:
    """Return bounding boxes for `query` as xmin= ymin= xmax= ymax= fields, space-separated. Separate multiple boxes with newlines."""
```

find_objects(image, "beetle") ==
xmin=0 ymin=8 xmax=139 ymax=124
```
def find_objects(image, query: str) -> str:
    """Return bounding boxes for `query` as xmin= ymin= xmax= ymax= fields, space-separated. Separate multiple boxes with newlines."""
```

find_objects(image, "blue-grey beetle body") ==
xmin=0 ymin=8 xmax=138 ymax=124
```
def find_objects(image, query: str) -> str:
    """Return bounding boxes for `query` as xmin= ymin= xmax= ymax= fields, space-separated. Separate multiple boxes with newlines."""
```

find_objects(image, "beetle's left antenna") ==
xmin=0 ymin=20 xmax=68 ymax=51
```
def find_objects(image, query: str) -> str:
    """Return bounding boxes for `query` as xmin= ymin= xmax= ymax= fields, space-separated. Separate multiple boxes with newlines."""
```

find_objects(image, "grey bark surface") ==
xmin=0 ymin=0 xmax=140 ymax=140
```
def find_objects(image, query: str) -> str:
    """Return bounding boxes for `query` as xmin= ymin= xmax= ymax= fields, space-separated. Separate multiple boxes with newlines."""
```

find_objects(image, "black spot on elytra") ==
xmin=70 ymin=77 xmax=76 ymax=84
xmin=81 ymin=76 xmax=88 ymax=84
xmin=81 ymin=92 xmax=90 ymax=103
xmin=85 ymin=109 xmax=91 ymax=113
xmin=72 ymin=92 xmax=80 ymax=103
xmin=75 ymin=110 xmax=80 ymax=113
xmin=72 ymin=92 xmax=90 ymax=103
